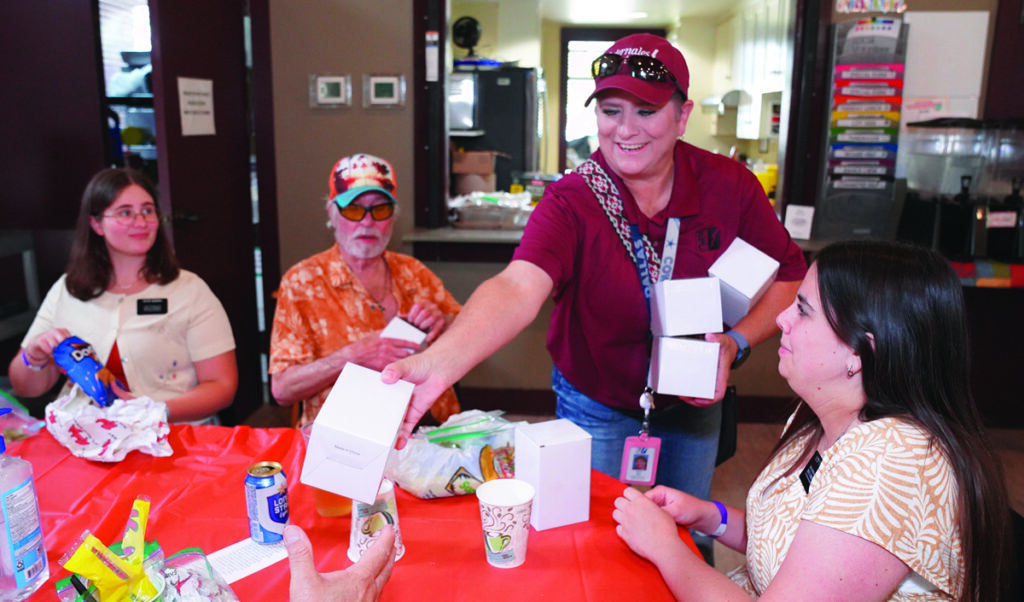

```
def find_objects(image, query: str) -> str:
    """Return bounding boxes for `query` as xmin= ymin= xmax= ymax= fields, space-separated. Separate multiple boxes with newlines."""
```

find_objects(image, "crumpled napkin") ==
xmin=45 ymin=387 xmax=173 ymax=462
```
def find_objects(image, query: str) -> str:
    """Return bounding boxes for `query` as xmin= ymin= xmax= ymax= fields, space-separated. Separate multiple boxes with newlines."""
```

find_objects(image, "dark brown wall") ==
xmin=984 ymin=0 xmax=1024 ymax=119
xmin=0 ymin=0 xmax=107 ymax=264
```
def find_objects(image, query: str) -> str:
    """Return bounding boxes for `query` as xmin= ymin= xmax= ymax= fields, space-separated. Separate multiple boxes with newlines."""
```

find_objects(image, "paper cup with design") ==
xmin=348 ymin=478 xmax=405 ymax=562
xmin=476 ymin=478 xmax=535 ymax=568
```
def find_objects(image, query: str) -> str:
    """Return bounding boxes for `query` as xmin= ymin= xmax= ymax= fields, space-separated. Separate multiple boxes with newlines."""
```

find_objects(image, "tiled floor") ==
xmin=246 ymin=403 xmax=1024 ymax=574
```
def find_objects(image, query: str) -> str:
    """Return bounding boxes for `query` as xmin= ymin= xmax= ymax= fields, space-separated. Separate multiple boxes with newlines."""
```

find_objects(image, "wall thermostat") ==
xmin=363 ymin=74 xmax=406 ymax=108
xmin=309 ymin=74 xmax=351 ymax=108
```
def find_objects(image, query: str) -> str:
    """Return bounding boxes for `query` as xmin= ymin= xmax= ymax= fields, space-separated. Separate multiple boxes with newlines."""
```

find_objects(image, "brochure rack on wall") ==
xmin=812 ymin=17 xmax=909 ymax=240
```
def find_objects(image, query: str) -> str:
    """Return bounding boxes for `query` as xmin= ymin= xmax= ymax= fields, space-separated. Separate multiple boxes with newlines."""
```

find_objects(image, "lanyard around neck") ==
xmin=629 ymin=217 xmax=681 ymax=318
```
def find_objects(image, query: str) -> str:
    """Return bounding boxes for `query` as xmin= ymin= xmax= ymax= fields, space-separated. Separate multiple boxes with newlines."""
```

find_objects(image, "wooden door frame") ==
xmin=413 ymin=0 xmax=449 ymax=229
xmin=149 ymin=0 xmax=279 ymax=425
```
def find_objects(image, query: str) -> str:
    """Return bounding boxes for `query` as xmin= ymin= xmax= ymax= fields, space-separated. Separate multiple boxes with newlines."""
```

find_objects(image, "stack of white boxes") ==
xmin=648 ymin=238 xmax=779 ymax=397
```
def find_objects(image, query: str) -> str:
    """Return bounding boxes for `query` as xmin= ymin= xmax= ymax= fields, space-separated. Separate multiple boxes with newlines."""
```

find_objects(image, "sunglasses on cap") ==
xmin=337 ymin=201 xmax=395 ymax=222
xmin=591 ymin=53 xmax=678 ymax=87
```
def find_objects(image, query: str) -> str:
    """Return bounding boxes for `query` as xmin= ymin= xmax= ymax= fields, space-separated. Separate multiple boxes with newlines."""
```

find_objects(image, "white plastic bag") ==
xmin=385 ymin=410 xmax=518 ymax=498
xmin=45 ymin=386 xmax=173 ymax=462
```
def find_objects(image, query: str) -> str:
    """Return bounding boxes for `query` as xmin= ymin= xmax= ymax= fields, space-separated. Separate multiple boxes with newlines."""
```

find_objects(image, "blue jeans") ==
xmin=552 ymin=366 xmax=721 ymax=560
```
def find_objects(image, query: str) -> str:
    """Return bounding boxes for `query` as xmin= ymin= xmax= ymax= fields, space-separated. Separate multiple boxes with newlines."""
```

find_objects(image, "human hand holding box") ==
xmin=300 ymin=363 xmax=413 ymax=504
xmin=708 ymin=238 xmax=780 ymax=327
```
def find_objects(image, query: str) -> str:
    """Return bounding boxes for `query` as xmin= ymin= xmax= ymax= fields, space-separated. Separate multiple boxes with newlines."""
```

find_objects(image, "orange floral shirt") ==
xmin=269 ymin=246 xmax=462 ymax=426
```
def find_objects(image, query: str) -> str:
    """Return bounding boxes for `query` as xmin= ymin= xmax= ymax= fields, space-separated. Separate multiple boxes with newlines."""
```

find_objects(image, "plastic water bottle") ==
xmin=0 ymin=408 xmax=48 ymax=601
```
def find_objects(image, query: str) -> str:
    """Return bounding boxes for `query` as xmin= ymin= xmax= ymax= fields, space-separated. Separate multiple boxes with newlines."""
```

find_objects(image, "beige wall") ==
xmin=268 ymin=0 xmax=416 ymax=271
xmin=450 ymin=2 xmax=500 ymax=65
xmin=540 ymin=18 xmax=560 ymax=174
xmin=667 ymin=17 xmax=719 ymax=154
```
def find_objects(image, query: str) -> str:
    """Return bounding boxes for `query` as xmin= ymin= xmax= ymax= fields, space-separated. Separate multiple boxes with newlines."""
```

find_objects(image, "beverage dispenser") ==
xmin=897 ymin=118 xmax=1024 ymax=263
xmin=982 ymin=120 xmax=1024 ymax=262
xmin=899 ymin=118 xmax=987 ymax=260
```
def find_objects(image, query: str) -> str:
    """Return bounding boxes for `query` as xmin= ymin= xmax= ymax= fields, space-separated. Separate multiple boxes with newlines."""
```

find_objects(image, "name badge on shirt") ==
xmin=138 ymin=298 xmax=168 ymax=315
xmin=800 ymin=451 xmax=823 ymax=494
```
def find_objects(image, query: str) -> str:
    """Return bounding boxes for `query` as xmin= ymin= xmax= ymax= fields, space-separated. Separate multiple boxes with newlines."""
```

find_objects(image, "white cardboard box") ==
xmin=708 ymin=238 xmax=779 ymax=328
xmin=649 ymin=337 xmax=720 ymax=399
xmin=300 ymin=363 xmax=412 ymax=504
xmin=514 ymin=419 xmax=592 ymax=531
xmin=650 ymin=277 xmax=724 ymax=337
xmin=379 ymin=316 xmax=427 ymax=346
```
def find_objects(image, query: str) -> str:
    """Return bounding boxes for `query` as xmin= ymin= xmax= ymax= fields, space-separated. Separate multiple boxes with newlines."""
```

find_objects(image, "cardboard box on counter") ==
xmin=300 ymin=363 xmax=412 ymax=504
xmin=452 ymin=173 xmax=497 ymax=195
xmin=650 ymin=277 xmax=723 ymax=337
xmin=452 ymin=150 xmax=499 ymax=175
xmin=709 ymin=238 xmax=779 ymax=328
xmin=649 ymin=337 xmax=719 ymax=399
xmin=514 ymin=419 xmax=591 ymax=531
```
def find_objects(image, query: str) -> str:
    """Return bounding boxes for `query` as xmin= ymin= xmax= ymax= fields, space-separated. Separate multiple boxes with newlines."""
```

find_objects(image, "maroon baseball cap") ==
xmin=584 ymin=34 xmax=690 ymax=107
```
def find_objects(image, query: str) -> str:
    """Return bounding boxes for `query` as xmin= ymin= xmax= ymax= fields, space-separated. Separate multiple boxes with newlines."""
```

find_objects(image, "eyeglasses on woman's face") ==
xmin=101 ymin=205 xmax=161 ymax=225
xmin=337 ymin=201 xmax=395 ymax=222
xmin=591 ymin=53 xmax=678 ymax=87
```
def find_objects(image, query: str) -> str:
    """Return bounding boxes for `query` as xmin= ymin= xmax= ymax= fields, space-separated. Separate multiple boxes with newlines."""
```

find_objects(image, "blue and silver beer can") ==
xmin=245 ymin=461 xmax=289 ymax=543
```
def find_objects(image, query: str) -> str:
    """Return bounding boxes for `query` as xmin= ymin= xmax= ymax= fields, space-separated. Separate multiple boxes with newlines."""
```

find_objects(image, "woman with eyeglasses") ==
xmin=613 ymin=240 xmax=1011 ymax=601
xmin=383 ymin=34 xmax=805 ymax=560
xmin=8 ymin=167 xmax=237 ymax=424
xmin=268 ymin=154 xmax=461 ymax=428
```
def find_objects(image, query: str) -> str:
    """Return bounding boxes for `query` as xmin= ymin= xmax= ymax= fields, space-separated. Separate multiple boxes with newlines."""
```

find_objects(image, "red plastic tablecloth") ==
xmin=11 ymin=424 xmax=693 ymax=601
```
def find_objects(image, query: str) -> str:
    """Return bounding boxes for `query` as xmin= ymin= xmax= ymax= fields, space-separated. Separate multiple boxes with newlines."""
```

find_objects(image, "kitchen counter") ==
xmin=405 ymin=227 xmax=525 ymax=262
xmin=406 ymin=226 xmax=834 ymax=263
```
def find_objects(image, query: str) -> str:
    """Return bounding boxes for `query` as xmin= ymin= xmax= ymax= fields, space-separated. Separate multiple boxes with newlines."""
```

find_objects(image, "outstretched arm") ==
xmin=383 ymin=260 xmax=553 ymax=446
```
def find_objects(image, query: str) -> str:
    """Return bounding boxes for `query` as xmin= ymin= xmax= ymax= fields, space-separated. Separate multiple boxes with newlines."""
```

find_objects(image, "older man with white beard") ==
xmin=269 ymin=153 xmax=462 ymax=427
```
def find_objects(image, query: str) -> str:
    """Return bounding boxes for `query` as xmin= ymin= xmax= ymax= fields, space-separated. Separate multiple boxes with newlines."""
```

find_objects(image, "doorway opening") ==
xmin=557 ymin=27 xmax=665 ymax=174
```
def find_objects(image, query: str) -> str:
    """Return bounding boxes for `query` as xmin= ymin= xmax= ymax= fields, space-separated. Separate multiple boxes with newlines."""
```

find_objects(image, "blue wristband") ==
xmin=21 ymin=349 xmax=48 ymax=372
xmin=724 ymin=330 xmax=750 ymax=369
xmin=695 ymin=500 xmax=728 ymax=539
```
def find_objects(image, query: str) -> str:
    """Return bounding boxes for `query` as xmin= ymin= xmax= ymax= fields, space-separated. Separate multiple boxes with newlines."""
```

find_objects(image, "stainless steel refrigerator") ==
xmin=449 ymin=67 xmax=540 ymax=192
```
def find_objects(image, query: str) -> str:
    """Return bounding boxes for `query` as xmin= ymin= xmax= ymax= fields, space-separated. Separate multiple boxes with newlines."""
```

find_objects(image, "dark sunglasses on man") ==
xmin=337 ymin=201 xmax=395 ymax=222
xmin=591 ymin=53 xmax=678 ymax=87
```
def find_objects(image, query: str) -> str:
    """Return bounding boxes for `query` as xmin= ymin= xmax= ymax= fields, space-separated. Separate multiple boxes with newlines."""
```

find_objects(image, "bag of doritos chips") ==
xmin=52 ymin=336 xmax=125 ymax=407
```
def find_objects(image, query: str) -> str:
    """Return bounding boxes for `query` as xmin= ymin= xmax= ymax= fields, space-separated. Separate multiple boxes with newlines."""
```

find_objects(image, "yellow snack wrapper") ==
xmin=61 ymin=530 xmax=159 ymax=601
xmin=62 ymin=531 xmax=133 ymax=601
xmin=121 ymin=496 xmax=151 ymax=567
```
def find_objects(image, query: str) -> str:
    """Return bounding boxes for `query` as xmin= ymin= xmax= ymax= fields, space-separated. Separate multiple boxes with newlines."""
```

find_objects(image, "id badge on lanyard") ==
xmin=620 ymin=388 xmax=661 ymax=485
xmin=620 ymin=218 xmax=679 ymax=486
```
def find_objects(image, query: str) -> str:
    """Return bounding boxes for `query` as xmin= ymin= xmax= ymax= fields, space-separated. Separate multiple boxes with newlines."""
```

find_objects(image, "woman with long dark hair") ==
xmin=8 ymin=168 xmax=237 ymax=424
xmin=614 ymin=240 xmax=1010 ymax=601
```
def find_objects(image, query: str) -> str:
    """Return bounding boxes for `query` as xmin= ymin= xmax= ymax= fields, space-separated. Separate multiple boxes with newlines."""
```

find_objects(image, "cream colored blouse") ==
xmin=729 ymin=415 xmax=963 ymax=600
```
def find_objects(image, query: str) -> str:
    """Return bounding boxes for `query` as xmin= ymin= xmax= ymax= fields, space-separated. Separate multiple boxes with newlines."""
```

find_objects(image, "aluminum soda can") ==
xmin=245 ymin=461 xmax=289 ymax=543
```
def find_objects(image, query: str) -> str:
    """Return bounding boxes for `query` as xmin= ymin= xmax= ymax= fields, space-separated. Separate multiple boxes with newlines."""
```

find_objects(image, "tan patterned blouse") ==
xmin=730 ymin=415 xmax=962 ymax=600
xmin=269 ymin=246 xmax=462 ymax=427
